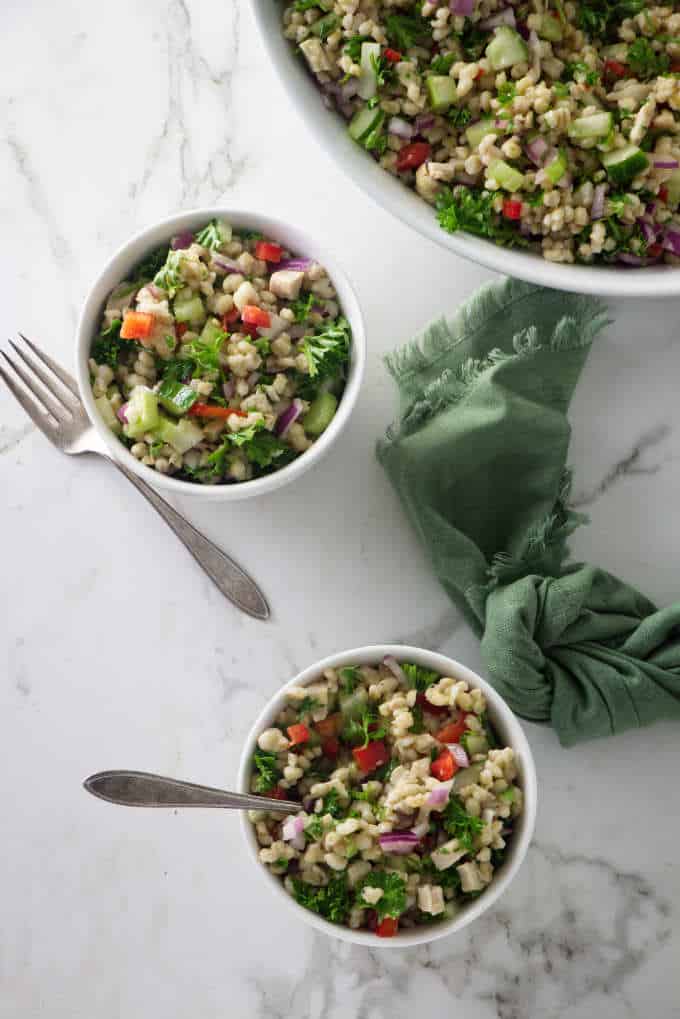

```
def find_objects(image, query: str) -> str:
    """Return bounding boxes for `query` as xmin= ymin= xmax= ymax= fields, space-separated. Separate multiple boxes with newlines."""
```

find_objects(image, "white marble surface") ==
xmin=1 ymin=2 xmax=679 ymax=1016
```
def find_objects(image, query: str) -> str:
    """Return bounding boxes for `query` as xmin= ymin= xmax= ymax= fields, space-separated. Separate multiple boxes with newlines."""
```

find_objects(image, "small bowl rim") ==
xmin=250 ymin=0 xmax=680 ymax=300
xmin=75 ymin=207 xmax=367 ymax=501
xmin=237 ymin=643 xmax=538 ymax=947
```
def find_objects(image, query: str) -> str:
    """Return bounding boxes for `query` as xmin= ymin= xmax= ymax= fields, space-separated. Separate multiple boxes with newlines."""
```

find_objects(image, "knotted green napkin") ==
xmin=377 ymin=277 xmax=680 ymax=746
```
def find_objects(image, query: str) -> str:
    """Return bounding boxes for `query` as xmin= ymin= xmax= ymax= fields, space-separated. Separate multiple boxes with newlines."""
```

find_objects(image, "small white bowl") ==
xmin=251 ymin=0 xmax=680 ymax=300
xmin=75 ymin=208 xmax=366 ymax=501
xmin=238 ymin=644 xmax=537 ymax=947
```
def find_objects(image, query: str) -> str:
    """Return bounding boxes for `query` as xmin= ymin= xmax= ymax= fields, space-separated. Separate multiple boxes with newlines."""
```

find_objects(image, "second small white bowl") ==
xmin=75 ymin=208 xmax=366 ymax=501
xmin=238 ymin=644 xmax=537 ymax=947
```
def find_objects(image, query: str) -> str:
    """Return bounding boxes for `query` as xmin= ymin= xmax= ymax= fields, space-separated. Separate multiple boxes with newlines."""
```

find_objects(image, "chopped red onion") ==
xmin=526 ymin=135 xmax=549 ymax=166
xmin=638 ymin=219 xmax=657 ymax=245
xmin=591 ymin=183 xmax=606 ymax=220
xmin=171 ymin=230 xmax=194 ymax=250
xmin=378 ymin=831 xmax=421 ymax=854
xmin=448 ymin=743 xmax=470 ymax=768
xmin=222 ymin=379 xmax=235 ymax=400
xmin=449 ymin=0 xmax=474 ymax=13
xmin=275 ymin=398 xmax=304 ymax=437
xmin=415 ymin=113 xmax=435 ymax=134
xmin=618 ymin=252 xmax=648 ymax=266
xmin=516 ymin=20 xmax=530 ymax=39
xmin=427 ymin=780 xmax=453 ymax=808
xmin=654 ymin=160 xmax=679 ymax=169
xmin=277 ymin=258 xmax=313 ymax=272
xmin=212 ymin=254 xmax=241 ymax=274
xmin=383 ymin=656 xmax=408 ymax=684
xmin=282 ymin=815 xmax=306 ymax=849
xmin=663 ymin=228 xmax=680 ymax=255
xmin=145 ymin=282 xmax=164 ymax=299
xmin=341 ymin=78 xmax=359 ymax=100
xmin=480 ymin=7 xmax=515 ymax=29
xmin=388 ymin=116 xmax=415 ymax=140
xmin=117 ymin=403 xmax=129 ymax=424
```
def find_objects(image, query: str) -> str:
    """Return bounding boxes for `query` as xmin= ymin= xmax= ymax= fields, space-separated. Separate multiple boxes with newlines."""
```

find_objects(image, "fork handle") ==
xmin=109 ymin=458 xmax=270 ymax=620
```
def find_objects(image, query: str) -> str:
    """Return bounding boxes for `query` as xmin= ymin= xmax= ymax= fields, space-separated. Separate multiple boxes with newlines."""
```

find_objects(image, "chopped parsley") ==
xmin=564 ymin=61 xmax=600 ymax=86
xmin=448 ymin=107 xmax=472 ymax=129
xmin=357 ymin=871 xmax=407 ymax=919
xmin=252 ymin=746 xmax=280 ymax=793
xmin=553 ymin=81 xmax=570 ymax=99
xmin=436 ymin=186 xmax=529 ymax=248
xmin=429 ymin=52 xmax=457 ymax=76
xmin=341 ymin=704 xmax=387 ymax=748
xmin=370 ymin=53 xmax=394 ymax=90
xmin=402 ymin=662 xmax=439 ymax=692
xmin=577 ymin=0 xmax=646 ymax=41
xmin=290 ymin=291 xmax=315 ymax=322
xmin=339 ymin=666 xmax=361 ymax=695
xmin=321 ymin=788 xmax=344 ymax=818
xmin=458 ymin=23 xmax=487 ymax=61
xmin=91 ymin=319 xmax=130 ymax=368
xmin=131 ymin=246 xmax=169 ymax=283
xmin=304 ymin=816 xmax=325 ymax=841
xmin=299 ymin=316 xmax=351 ymax=380
xmin=441 ymin=796 xmax=485 ymax=852
xmin=161 ymin=358 xmax=195 ymax=384
xmin=297 ymin=696 xmax=320 ymax=718
xmin=153 ymin=250 xmax=185 ymax=298
xmin=627 ymin=37 xmax=669 ymax=80
xmin=292 ymin=873 xmax=352 ymax=924
xmin=344 ymin=34 xmax=372 ymax=62
xmin=384 ymin=10 xmax=430 ymax=52
xmin=497 ymin=81 xmax=517 ymax=106
xmin=183 ymin=328 xmax=226 ymax=373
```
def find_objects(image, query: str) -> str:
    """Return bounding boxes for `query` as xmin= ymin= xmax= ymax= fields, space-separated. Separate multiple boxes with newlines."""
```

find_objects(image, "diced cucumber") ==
xmin=123 ymin=386 xmax=159 ymax=439
xmin=451 ymin=762 xmax=483 ymax=792
xmin=568 ymin=112 xmax=613 ymax=143
xmin=349 ymin=103 xmax=383 ymax=142
xmin=537 ymin=13 xmax=563 ymax=41
xmin=601 ymin=144 xmax=649 ymax=185
xmin=157 ymin=379 xmax=198 ymax=417
xmin=426 ymin=75 xmax=458 ymax=113
xmin=544 ymin=148 xmax=568 ymax=184
xmin=340 ymin=688 xmax=368 ymax=720
xmin=462 ymin=732 xmax=488 ymax=756
xmin=602 ymin=43 xmax=628 ymax=62
xmin=199 ymin=317 xmax=226 ymax=346
xmin=486 ymin=27 xmax=529 ymax=71
xmin=303 ymin=392 xmax=338 ymax=436
xmin=310 ymin=11 xmax=339 ymax=39
xmin=357 ymin=41 xmax=381 ymax=100
xmin=154 ymin=414 xmax=204 ymax=454
xmin=95 ymin=394 xmax=121 ymax=434
xmin=488 ymin=158 xmax=525 ymax=191
xmin=466 ymin=118 xmax=504 ymax=149
xmin=499 ymin=787 xmax=517 ymax=803
xmin=665 ymin=168 xmax=680 ymax=207
xmin=174 ymin=294 xmax=206 ymax=326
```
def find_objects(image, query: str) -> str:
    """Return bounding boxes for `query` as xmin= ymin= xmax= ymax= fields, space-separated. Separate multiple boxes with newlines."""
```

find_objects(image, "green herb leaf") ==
xmin=300 ymin=317 xmax=351 ymax=379
xmin=441 ymin=796 xmax=485 ymax=852
xmin=153 ymin=250 xmax=185 ymax=298
xmin=357 ymin=871 xmax=407 ymax=919
xmin=292 ymin=873 xmax=351 ymax=923
xmin=252 ymin=746 xmax=280 ymax=793
xmin=339 ymin=666 xmax=360 ymax=695
xmin=436 ymin=185 xmax=529 ymax=248
xmin=344 ymin=34 xmax=372 ymax=62
xmin=130 ymin=246 xmax=170 ymax=284
xmin=497 ymin=81 xmax=517 ymax=106
xmin=321 ymin=788 xmax=344 ymax=818
xmin=297 ymin=696 xmax=320 ymax=719
xmin=384 ymin=11 xmax=430 ymax=52
xmin=91 ymin=319 xmax=130 ymax=368
xmin=195 ymin=219 xmax=229 ymax=251
xmin=402 ymin=663 xmax=439 ymax=692
xmin=627 ymin=37 xmax=669 ymax=80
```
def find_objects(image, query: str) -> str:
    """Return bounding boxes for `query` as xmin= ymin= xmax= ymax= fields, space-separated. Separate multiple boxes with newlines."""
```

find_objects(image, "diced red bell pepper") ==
xmin=241 ymin=322 xmax=259 ymax=337
xmin=431 ymin=748 xmax=457 ymax=782
xmin=287 ymin=723 xmax=310 ymax=746
xmin=120 ymin=311 xmax=155 ymax=340
xmin=604 ymin=59 xmax=627 ymax=80
xmin=396 ymin=142 xmax=431 ymax=173
xmin=435 ymin=713 xmax=469 ymax=745
xmin=188 ymin=404 xmax=248 ymax=419
xmin=222 ymin=306 xmax=240 ymax=328
xmin=255 ymin=241 xmax=282 ymax=263
xmin=176 ymin=321 xmax=189 ymax=339
xmin=269 ymin=785 xmax=287 ymax=800
xmin=659 ymin=185 xmax=669 ymax=204
xmin=316 ymin=714 xmax=342 ymax=740
xmin=647 ymin=243 xmax=663 ymax=258
xmin=503 ymin=199 xmax=523 ymax=220
xmin=322 ymin=737 xmax=340 ymax=758
xmin=241 ymin=305 xmax=271 ymax=328
xmin=672 ymin=62 xmax=680 ymax=74
xmin=475 ymin=67 xmax=485 ymax=80
xmin=384 ymin=47 xmax=402 ymax=63
xmin=353 ymin=739 xmax=389 ymax=774
xmin=416 ymin=692 xmax=449 ymax=716
xmin=376 ymin=917 xmax=399 ymax=937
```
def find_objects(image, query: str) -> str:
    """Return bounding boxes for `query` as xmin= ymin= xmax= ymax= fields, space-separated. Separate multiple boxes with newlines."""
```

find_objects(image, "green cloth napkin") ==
xmin=377 ymin=277 xmax=680 ymax=746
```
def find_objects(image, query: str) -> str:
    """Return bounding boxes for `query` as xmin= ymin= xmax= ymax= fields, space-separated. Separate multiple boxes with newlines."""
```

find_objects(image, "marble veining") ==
xmin=1 ymin=1 xmax=679 ymax=1017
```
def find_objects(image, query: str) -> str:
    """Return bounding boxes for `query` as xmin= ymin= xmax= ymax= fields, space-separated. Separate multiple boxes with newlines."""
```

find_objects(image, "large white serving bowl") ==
xmin=238 ymin=644 xmax=538 ymax=947
xmin=251 ymin=0 xmax=680 ymax=300
xmin=76 ymin=208 xmax=366 ymax=501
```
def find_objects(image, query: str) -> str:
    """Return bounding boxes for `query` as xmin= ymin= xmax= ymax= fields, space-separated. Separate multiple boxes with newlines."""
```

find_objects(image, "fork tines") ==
xmin=0 ymin=334 xmax=83 ymax=440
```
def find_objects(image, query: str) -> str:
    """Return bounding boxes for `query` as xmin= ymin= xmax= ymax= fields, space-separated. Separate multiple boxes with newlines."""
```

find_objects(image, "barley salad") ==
xmin=284 ymin=0 xmax=680 ymax=266
xmin=248 ymin=657 xmax=522 ymax=937
xmin=88 ymin=220 xmax=351 ymax=484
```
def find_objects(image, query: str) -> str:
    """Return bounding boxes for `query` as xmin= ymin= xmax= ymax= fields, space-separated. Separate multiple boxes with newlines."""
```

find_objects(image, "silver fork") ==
xmin=0 ymin=334 xmax=269 ymax=620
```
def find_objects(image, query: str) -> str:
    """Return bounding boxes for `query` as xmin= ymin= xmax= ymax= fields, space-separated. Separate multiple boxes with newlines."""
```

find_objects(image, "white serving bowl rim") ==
xmin=251 ymin=0 xmax=680 ymax=300
xmin=238 ymin=643 xmax=538 ymax=947
xmin=75 ymin=207 xmax=366 ymax=501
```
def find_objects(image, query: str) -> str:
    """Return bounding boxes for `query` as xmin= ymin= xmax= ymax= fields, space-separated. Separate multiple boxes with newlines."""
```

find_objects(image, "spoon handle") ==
xmin=83 ymin=770 xmax=301 ymax=813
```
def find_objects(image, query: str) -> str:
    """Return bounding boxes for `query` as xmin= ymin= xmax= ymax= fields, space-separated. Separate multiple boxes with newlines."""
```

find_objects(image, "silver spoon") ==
xmin=83 ymin=770 xmax=302 ymax=813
